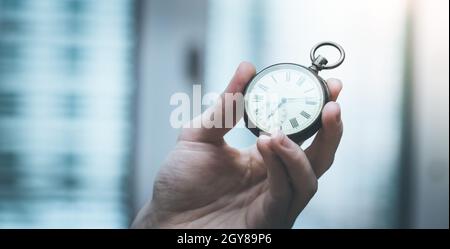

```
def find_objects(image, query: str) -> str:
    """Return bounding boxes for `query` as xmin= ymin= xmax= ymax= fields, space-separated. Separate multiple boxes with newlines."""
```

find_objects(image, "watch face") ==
xmin=244 ymin=63 xmax=326 ymax=136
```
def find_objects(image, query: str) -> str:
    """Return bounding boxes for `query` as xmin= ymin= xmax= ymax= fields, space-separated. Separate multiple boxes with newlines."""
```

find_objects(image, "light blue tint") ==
xmin=206 ymin=0 xmax=406 ymax=228
xmin=0 ymin=0 xmax=135 ymax=228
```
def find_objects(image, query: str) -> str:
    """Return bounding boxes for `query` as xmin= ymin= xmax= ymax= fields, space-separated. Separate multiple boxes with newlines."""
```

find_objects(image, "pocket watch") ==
xmin=244 ymin=41 xmax=345 ymax=142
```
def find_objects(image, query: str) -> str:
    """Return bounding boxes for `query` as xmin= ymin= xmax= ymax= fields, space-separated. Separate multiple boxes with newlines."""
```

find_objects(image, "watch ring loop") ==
xmin=310 ymin=41 xmax=345 ymax=70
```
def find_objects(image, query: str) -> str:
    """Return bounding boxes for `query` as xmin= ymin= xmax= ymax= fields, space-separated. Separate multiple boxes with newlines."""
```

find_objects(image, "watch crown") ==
xmin=310 ymin=55 xmax=328 ymax=72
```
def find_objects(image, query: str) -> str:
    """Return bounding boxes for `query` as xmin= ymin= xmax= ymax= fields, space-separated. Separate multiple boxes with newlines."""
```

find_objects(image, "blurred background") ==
xmin=0 ymin=0 xmax=448 ymax=228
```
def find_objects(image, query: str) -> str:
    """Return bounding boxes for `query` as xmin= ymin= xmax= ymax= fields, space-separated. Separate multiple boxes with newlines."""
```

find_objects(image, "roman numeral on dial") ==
xmin=258 ymin=84 xmax=268 ymax=91
xmin=296 ymin=77 xmax=306 ymax=87
xmin=289 ymin=118 xmax=299 ymax=128
xmin=252 ymin=94 xmax=263 ymax=102
xmin=305 ymin=98 xmax=317 ymax=105
xmin=304 ymin=87 xmax=314 ymax=93
xmin=300 ymin=111 xmax=311 ymax=119
xmin=271 ymin=75 xmax=278 ymax=83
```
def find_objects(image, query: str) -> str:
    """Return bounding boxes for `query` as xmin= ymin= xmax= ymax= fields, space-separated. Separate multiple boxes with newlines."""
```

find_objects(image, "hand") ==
xmin=131 ymin=62 xmax=343 ymax=228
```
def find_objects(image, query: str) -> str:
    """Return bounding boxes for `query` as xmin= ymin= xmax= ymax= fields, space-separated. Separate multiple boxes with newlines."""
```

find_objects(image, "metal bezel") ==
xmin=243 ymin=63 xmax=330 ymax=143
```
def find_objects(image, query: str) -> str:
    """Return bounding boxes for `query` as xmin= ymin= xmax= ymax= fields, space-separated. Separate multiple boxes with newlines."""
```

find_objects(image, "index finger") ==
xmin=178 ymin=62 xmax=256 ymax=143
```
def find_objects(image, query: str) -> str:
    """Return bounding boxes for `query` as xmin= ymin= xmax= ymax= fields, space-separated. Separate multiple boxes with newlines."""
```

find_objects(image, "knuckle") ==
xmin=293 ymin=151 xmax=307 ymax=164
xmin=328 ymin=78 xmax=343 ymax=86
xmin=309 ymin=179 xmax=318 ymax=197
xmin=328 ymin=155 xmax=336 ymax=166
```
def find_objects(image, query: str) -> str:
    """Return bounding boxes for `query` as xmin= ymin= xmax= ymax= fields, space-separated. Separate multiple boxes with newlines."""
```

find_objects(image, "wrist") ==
xmin=131 ymin=201 xmax=161 ymax=229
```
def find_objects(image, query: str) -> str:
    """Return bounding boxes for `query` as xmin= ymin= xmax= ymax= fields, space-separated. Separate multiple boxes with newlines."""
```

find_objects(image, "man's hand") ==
xmin=132 ymin=62 xmax=343 ymax=228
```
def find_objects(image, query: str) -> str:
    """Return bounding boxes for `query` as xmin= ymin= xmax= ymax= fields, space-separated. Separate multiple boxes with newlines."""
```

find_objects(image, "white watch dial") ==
xmin=245 ymin=64 xmax=325 ymax=135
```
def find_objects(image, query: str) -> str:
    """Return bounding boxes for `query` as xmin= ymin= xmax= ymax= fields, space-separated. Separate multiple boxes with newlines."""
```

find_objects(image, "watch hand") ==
xmin=285 ymin=97 xmax=303 ymax=102
xmin=267 ymin=98 xmax=287 ymax=119
xmin=284 ymin=97 xmax=317 ymax=102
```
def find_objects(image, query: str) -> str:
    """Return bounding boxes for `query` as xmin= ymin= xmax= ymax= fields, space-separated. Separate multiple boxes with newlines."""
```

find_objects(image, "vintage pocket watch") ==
xmin=243 ymin=41 xmax=345 ymax=142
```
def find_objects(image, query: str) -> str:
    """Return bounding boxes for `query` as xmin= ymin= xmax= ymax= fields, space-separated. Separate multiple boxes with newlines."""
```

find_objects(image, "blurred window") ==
xmin=0 ymin=0 xmax=135 ymax=228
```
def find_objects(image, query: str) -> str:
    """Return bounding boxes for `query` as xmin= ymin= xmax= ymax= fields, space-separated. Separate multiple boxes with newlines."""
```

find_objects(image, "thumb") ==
xmin=179 ymin=62 xmax=256 ymax=143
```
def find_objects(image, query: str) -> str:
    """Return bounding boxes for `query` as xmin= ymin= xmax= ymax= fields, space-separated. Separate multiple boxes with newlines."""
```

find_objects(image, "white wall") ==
xmin=410 ymin=0 xmax=449 ymax=228
xmin=133 ymin=0 xmax=207 ymax=214
xmin=205 ymin=0 xmax=265 ymax=149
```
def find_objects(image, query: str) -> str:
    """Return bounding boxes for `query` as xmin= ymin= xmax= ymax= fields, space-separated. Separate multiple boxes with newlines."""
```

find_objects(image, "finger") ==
xmin=256 ymin=135 xmax=291 ymax=200
xmin=305 ymin=102 xmax=343 ymax=178
xmin=256 ymin=134 xmax=293 ymax=227
xmin=179 ymin=62 xmax=256 ymax=143
xmin=270 ymin=131 xmax=318 ymax=221
xmin=326 ymin=78 xmax=343 ymax=101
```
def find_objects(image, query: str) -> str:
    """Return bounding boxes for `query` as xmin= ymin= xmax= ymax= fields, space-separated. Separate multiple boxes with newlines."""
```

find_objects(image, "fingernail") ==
xmin=236 ymin=64 xmax=243 ymax=73
xmin=259 ymin=134 xmax=270 ymax=140
xmin=272 ymin=130 xmax=287 ymax=147
xmin=237 ymin=61 xmax=247 ymax=73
